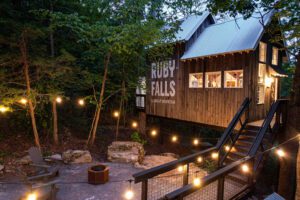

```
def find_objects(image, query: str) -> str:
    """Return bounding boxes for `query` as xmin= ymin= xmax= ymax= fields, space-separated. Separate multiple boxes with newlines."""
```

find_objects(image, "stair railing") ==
xmin=164 ymin=156 xmax=255 ymax=200
xmin=248 ymin=99 xmax=289 ymax=171
xmin=164 ymin=99 xmax=289 ymax=200
xmin=133 ymin=98 xmax=251 ymax=200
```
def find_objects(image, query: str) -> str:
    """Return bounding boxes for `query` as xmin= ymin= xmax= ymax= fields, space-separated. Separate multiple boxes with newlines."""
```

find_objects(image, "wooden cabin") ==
xmin=136 ymin=11 xmax=287 ymax=129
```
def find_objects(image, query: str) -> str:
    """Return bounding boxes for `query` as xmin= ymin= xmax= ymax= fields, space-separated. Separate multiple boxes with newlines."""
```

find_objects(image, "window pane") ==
xmin=224 ymin=70 xmax=243 ymax=88
xmin=136 ymin=77 xmax=146 ymax=95
xmin=258 ymin=64 xmax=266 ymax=84
xmin=205 ymin=72 xmax=221 ymax=88
xmin=189 ymin=73 xmax=203 ymax=88
xmin=257 ymin=85 xmax=265 ymax=104
xmin=259 ymin=42 xmax=267 ymax=62
xmin=272 ymin=47 xmax=278 ymax=65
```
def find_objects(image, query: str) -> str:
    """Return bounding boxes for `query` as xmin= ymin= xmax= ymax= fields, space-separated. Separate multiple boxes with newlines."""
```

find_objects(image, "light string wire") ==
xmin=0 ymin=134 xmax=299 ymax=186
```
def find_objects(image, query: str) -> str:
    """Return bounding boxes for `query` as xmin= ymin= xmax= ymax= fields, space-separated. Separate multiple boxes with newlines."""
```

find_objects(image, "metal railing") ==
xmin=163 ymin=99 xmax=289 ymax=200
xmin=133 ymin=98 xmax=251 ymax=200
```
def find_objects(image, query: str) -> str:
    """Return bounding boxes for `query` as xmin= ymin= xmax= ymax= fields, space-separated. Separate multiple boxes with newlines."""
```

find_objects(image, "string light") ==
xmin=124 ymin=180 xmax=134 ymax=200
xmin=131 ymin=121 xmax=138 ymax=128
xmin=241 ymin=164 xmax=249 ymax=173
xmin=225 ymin=145 xmax=230 ymax=152
xmin=19 ymin=98 xmax=28 ymax=105
xmin=124 ymin=190 xmax=134 ymax=200
xmin=26 ymin=192 xmax=37 ymax=200
xmin=0 ymin=106 xmax=8 ymax=113
xmin=197 ymin=156 xmax=203 ymax=163
xmin=151 ymin=129 xmax=157 ymax=137
xmin=171 ymin=135 xmax=178 ymax=143
xmin=193 ymin=139 xmax=199 ymax=146
xmin=78 ymin=99 xmax=85 ymax=106
xmin=56 ymin=97 xmax=62 ymax=103
xmin=211 ymin=152 xmax=218 ymax=159
xmin=276 ymin=149 xmax=285 ymax=158
xmin=177 ymin=165 xmax=184 ymax=173
xmin=193 ymin=177 xmax=201 ymax=187
xmin=113 ymin=111 xmax=120 ymax=118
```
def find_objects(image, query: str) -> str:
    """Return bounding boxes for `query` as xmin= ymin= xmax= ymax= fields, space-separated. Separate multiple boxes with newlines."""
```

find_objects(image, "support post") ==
xmin=183 ymin=164 xmax=189 ymax=186
xmin=141 ymin=180 xmax=148 ymax=200
xmin=217 ymin=176 xmax=225 ymax=200
xmin=139 ymin=111 xmax=146 ymax=135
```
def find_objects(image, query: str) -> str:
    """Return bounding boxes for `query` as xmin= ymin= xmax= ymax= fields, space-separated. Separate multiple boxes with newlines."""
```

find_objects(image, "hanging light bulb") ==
xmin=177 ymin=165 xmax=184 ymax=173
xmin=224 ymin=145 xmax=230 ymax=152
xmin=193 ymin=139 xmax=199 ymax=146
xmin=131 ymin=121 xmax=138 ymax=128
xmin=211 ymin=152 xmax=218 ymax=159
xmin=124 ymin=190 xmax=134 ymax=200
xmin=151 ymin=129 xmax=157 ymax=137
xmin=113 ymin=111 xmax=120 ymax=118
xmin=197 ymin=156 xmax=203 ymax=163
xmin=56 ymin=97 xmax=62 ymax=103
xmin=193 ymin=177 xmax=201 ymax=187
xmin=241 ymin=164 xmax=249 ymax=173
xmin=0 ymin=106 xmax=8 ymax=113
xmin=171 ymin=135 xmax=178 ymax=142
xmin=19 ymin=98 xmax=28 ymax=105
xmin=276 ymin=149 xmax=285 ymax=158
xmin=26 ymin=192 xmax=37 ymax=200
xmin=78 ymin=99 xmax=85 ymax=106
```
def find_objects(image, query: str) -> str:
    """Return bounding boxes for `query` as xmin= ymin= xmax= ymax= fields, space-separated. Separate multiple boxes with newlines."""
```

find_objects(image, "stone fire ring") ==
xmin=88 ymin=164 xmax=109 ymax=185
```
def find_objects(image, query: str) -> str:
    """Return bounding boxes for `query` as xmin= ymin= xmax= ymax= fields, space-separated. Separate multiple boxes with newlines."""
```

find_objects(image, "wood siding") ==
xmin=146 ymin=42 xmax=282 ymax=128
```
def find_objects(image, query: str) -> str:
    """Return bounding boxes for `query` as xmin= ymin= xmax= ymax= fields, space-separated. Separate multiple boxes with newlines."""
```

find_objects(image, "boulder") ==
xmin=17 ymin=155 xmax=32 ymax=165
xmin=135 ymin=155 xmax=177 ymax=169
xmin=62 ymin=150 xmax=92 ymax=164
xmin=107 ymin=141 xmax=144 ymax=164
xmin=47 ymin=154 xmax=62 ymax=161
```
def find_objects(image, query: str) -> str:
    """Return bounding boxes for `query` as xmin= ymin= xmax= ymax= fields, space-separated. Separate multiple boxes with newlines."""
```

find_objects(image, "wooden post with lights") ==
xmin=138 ymin=112 xmax=146 ymax=135
xmin=141 ymin=180 xmax=148 ymax=200
xmin=183 ymin=164 xmax=189 ymax=186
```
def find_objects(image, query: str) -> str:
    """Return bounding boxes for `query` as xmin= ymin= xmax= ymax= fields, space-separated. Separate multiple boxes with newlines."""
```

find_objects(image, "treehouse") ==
xmin=136 ymin=11 xmax=287 ymax=129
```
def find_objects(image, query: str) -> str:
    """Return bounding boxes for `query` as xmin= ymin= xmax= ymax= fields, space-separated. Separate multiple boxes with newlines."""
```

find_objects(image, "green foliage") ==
xmin=200 ymin=159 xmax=217 ymax=173
xmin=281 ymin=62 xmax=295 ymax=97
xmin=131 ymin=131 xmax=147 ymax=145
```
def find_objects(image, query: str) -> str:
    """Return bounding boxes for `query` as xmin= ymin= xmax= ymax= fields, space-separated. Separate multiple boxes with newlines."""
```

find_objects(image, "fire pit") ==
xmin=88 ymin=164 xmax=109 ymax=185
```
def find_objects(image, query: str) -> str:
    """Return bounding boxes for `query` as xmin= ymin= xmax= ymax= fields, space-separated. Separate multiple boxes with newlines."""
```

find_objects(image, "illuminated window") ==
xmin=259 ymin=42 xmax=267 ymax=63
xmin=257 ymin=64 xmax=266 ymax=104
xmin=224 ymin=70 xmax=243 ymax=88
xmin=189 ymin=73 xmax=203 ymax=88
xmin=205 ymin=72 xmax=221 ymax=88
xmin=272 ymin=47 xmax=278 ymax=65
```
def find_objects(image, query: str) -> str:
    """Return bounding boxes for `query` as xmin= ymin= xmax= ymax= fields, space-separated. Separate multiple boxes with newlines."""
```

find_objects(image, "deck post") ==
xmin=183 ymin=164 xmax=189 ymax=185
xmin=141 ymin=180 xmax=148 ymax=200
xmin=217 ymin=176 xmax=225 ymax=200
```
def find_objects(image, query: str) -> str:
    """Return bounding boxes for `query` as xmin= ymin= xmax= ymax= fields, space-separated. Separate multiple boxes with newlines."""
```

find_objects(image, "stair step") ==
xmin=236 ymin=140 xmax=253 ymax=147
xmin=234 ymin=144 xmax=250 ymax=153
xmin=227 ymin=172 xmax=248 ymax=185
xmin=239 ymin=135 xmax=256 ymax=141
xmin=242 ymin=129 xmax=259 ymax=136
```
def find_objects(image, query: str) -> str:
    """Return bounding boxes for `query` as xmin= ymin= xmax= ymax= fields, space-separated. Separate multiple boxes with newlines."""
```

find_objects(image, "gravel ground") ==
xmin=0 ymin=162 xmax=142 ymax=200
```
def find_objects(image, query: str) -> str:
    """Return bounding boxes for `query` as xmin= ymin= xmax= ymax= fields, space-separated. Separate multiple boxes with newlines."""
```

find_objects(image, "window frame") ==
xmin=224 ymin=70 xmax=244 ymax=89
xmin=189 ymin=73 xmax=203 ymax=88
xmin=272 ymin=47 xmax=279 ymax=66
xmin=205 ymin=71 xmax=222 ymax=88
xmin=257 ymin=63 xmax=266 ymax=105
xmin=259 ymin=42 xmax=267 ymax=63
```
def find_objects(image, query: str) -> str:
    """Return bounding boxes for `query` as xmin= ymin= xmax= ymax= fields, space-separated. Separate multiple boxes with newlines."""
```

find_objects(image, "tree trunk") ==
xmin=115 ymin=80 xmax=125 ymax=140
xmin=87 ymin=51 xmax=111 ymax=145
xmin=52 ymin=99 xmax=59 ymax=145
xmin=278 ymin=54 xmax=300 ymax=198
xmin=296 ymin=141 xmax=300 ymax=200
xmin=20 ymin=32 xmax=41 ymax=148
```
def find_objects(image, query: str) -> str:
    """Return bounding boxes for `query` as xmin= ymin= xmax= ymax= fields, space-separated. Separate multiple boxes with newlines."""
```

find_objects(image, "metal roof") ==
xmin=174 ymin=12 xmax=212 ymax=41
xmin=181 ymin=11 xmax=274 ymax=60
